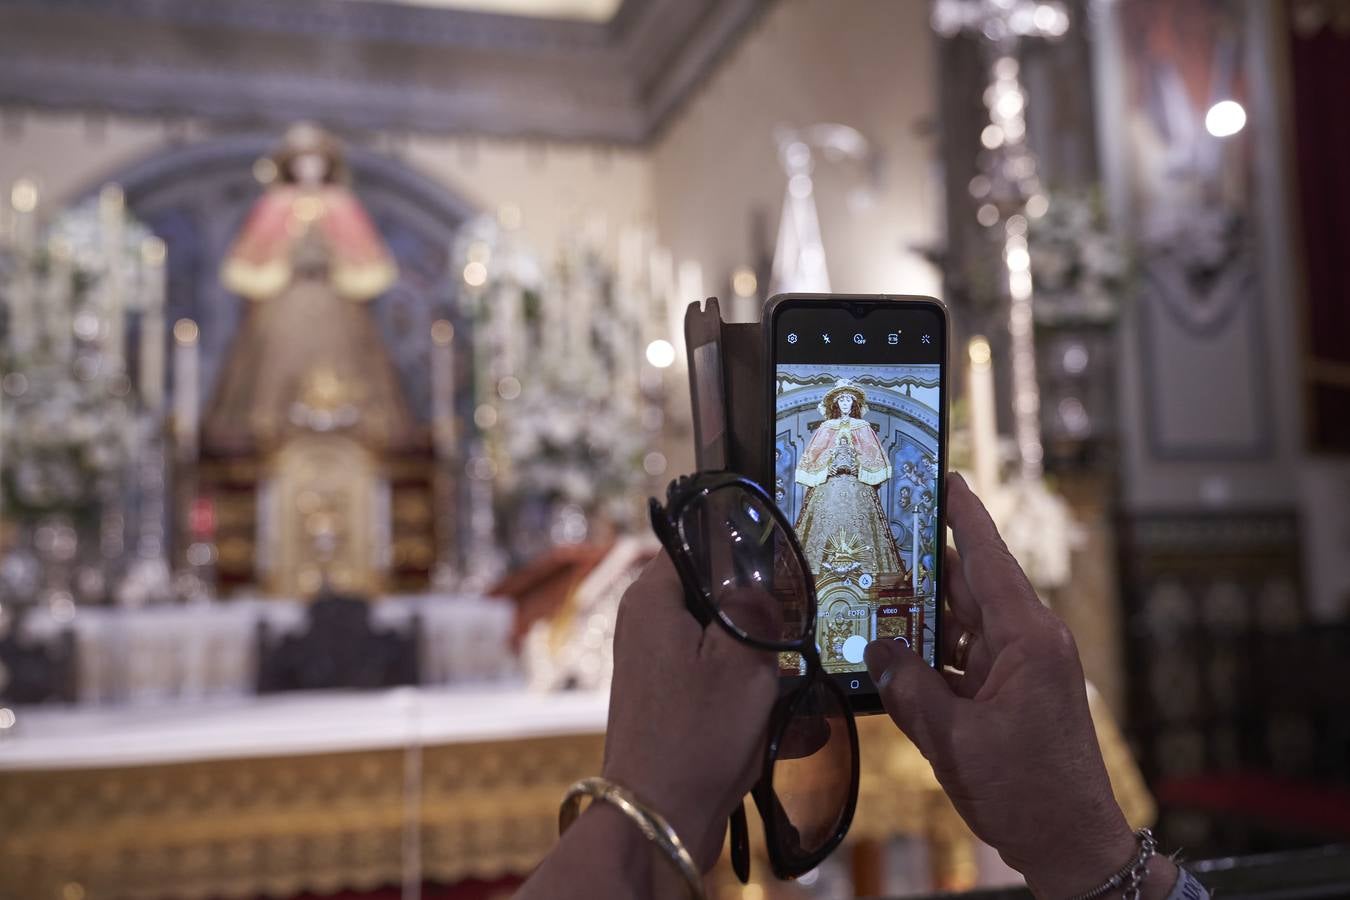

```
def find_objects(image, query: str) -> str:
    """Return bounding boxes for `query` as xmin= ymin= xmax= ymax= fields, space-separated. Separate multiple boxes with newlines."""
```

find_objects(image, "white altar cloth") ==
xmin=0 ymin=684 xmax=609 ymax=770
xmin=16 ymin=594 xmax=517 ymax=706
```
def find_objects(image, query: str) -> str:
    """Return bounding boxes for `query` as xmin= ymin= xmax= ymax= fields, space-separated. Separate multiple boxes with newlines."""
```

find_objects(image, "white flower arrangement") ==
xmin=455 ymin=215 xmax=655 ymax=545
xmin=2 ymin=198 xmax=152 ymax=519
xmin=498 ymin=358 xmax=649 ymax=529
xmin=1027 ymin=189 xmax=1130 ymax=326
xmin=980 ymin=474 xmax=1083 ymax=593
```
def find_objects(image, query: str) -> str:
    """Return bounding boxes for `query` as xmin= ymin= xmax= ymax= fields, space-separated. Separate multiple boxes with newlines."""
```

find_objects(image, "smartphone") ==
xmin=765 ymin=293 xmax=948 ymax=715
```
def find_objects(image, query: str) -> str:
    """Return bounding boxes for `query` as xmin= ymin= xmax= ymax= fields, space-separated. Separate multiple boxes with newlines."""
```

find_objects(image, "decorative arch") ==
xmin=75 ymin=134 xmax=478 ymax=423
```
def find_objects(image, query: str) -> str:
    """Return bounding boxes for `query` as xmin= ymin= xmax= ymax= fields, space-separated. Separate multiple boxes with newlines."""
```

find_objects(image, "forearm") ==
xmin=515 ymin=804 xmax=690 ymax=900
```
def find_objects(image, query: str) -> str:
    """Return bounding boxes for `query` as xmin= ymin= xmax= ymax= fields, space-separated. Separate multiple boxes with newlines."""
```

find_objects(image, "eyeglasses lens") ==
xmin=677 ymin=485 xmax=811 ymax=646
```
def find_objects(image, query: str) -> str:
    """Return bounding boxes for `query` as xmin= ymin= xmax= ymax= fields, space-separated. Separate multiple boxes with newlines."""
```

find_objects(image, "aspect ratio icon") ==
xmin=852 ymin=333 xmax=866 ymax=345
xmin=887 ymin=332 xmax=899 ymax=345
xmin=787 ymin=333 xmax=798 ymax=344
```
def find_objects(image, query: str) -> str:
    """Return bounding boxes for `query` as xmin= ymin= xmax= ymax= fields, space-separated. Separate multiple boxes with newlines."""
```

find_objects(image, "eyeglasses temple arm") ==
xmin=730 ymin=801 xmax=751 ymax=883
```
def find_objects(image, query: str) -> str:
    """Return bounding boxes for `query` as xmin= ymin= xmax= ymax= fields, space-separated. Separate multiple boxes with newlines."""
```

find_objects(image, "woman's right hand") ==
xmin=864 ymin=473 xmax=1175 ymax=898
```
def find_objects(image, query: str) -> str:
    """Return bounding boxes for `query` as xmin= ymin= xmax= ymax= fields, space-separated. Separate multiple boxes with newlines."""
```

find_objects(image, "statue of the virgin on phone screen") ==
xmin=793 ymin=379 xmax=904 ymax=579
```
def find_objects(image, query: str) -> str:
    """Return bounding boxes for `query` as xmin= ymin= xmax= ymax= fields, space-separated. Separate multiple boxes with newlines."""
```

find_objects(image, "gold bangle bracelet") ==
xmin=558 ymin=776 xmax=705 ymax=900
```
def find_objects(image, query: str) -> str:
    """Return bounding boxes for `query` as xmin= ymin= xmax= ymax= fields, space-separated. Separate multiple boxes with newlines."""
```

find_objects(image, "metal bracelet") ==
xmin=558 ymin=776 xmax=706 ymax=900
xmin=1068 ymin=827 xmax=1157 ymax=900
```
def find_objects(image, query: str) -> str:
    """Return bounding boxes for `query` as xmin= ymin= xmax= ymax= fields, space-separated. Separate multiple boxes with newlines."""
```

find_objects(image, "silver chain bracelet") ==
xmin=1067 ymin=827 xmax=1157 ymax=900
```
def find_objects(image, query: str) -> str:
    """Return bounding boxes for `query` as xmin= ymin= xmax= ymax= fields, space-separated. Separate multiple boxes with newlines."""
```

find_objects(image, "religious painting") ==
xmin=773 ymin=366 xmax=939 ymax=674
xmin=1119 ymin=0 xmax=1254 ymax=335
xmin=1103 ymin=0 xmax=1274 ymax=460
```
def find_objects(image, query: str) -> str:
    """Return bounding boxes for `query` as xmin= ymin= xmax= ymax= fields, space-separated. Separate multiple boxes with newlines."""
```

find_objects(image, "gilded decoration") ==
xmin=0 ymin=691 xmax=1151 ymax=898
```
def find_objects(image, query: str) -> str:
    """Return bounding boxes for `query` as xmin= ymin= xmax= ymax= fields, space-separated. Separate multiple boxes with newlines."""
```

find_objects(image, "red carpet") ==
xmin=264 ymin=876 xmax=525 ymax=900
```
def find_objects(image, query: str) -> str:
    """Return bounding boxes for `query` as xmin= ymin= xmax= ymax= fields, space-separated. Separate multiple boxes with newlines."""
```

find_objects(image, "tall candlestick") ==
xmin=430 ymin=319 xmax=456 ymax=457
xmin=967 ymin=335 xmax=999 ymax=497
xmin=140 ymin=238 xmax=167 ymax=412
xmin=1006 ymin=230 xmax=1043 ymax=480
xmin=173 ymin=318 xmax=200 ymax=459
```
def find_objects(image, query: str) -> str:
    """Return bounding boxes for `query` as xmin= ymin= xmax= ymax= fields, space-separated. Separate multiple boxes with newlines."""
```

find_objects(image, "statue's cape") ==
xmin=795 ymin=418 xmax=892 ymax=487
xmin=221 ymin=184 xmax=397 ymax=302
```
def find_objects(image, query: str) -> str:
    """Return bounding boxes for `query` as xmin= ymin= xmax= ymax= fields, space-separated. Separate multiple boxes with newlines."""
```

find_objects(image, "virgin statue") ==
xmin=793 ymin=379 xmax=904 ymax=579
xmin=206 ymin=122 xmax=411 ymax=451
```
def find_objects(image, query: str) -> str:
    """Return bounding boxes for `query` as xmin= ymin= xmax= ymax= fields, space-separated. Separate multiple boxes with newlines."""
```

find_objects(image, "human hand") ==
xmin=601 ymin=552 xmax=779 ymax=870
xmin=864 ymin=473 xmax=1155 ymax=897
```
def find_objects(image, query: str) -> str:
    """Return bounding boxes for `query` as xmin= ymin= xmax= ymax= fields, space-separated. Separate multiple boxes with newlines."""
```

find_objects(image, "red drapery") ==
xmin=1288 ymin=6 xmax=1350 ymax=451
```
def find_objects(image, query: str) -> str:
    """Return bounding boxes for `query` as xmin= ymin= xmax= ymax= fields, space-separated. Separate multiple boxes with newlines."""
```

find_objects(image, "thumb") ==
xmin=864 ymin=639 xmax=958 ymax=759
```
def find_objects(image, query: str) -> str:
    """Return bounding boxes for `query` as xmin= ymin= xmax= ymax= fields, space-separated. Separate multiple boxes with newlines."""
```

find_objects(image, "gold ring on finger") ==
xmin=954 ymin=629 xmax=975 ymax=671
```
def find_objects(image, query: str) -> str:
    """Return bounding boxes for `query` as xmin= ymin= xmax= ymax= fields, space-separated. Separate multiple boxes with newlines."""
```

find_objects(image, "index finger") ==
xmin=945 ymin=473 xmax=1041 ymax=626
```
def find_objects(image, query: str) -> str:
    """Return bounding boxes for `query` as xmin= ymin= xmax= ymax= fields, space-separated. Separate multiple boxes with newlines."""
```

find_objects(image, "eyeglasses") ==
xmin=649 ymin=471 xmax=860 ymax=882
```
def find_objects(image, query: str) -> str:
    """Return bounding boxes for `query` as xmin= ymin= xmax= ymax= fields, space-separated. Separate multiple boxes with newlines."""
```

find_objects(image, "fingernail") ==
xmin=864 ymin=640 xmax=901 ymax=684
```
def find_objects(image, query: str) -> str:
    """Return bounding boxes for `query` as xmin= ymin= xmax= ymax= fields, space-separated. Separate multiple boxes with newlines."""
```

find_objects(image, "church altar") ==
xmin=0 ymin=102 xmax=1172 ymax=900
xmin=0 ymin=683 xmax=1152 ymax=898
xmin=16 ymin=594 xmax=515 ymax=705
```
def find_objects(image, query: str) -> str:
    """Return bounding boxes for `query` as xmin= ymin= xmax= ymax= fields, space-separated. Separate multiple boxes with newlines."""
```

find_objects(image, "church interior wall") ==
xmin=0 ymin=110 xmax=655 ymax=263
xmin=649 ymin=0 xmax=944 ymax=321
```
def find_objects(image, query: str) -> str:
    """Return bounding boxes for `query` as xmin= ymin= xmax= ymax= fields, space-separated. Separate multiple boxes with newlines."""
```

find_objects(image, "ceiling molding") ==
xmin=0 ymin=0 xmax=776 ymax=144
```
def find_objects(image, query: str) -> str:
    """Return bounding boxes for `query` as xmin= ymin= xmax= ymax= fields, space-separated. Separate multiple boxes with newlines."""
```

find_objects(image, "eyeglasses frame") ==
xmin=648 ymin=471 xmax=861 ymax=881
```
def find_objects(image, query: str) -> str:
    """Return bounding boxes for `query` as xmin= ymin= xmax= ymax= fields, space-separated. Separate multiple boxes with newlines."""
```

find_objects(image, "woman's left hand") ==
xmin=600 ymin=552 xmax=779 ymax=870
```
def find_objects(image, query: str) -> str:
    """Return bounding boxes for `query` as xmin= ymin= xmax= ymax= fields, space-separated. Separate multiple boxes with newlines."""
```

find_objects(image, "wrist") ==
xmin=539 ymin=802 xmax=656 ymax=898
xmin=598 ymin=768 xmax=724 ymax=870
xmin=1139 ymin=856 xmax=1181 ymax=900
xmin=1019 ymin=820 xmax=1140 ymax=899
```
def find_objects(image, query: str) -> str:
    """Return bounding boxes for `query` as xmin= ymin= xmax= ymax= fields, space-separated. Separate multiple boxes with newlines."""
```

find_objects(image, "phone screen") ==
xmin=769 ymin=298 xmax=946 ymax=703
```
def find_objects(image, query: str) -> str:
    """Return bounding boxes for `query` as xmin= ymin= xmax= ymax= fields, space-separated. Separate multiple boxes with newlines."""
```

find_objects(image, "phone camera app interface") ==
xmin=774 ymin=305 xmax=943 ymax=682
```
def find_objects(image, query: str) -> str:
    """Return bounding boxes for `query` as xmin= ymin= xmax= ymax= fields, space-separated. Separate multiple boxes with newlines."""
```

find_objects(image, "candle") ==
xmin=614 ymin=228 xmax=645 ymax=406
xmin=647 ymin=247 xmax=673 ymax=343
xmin=430 ymin=319 xmax=456 ymax=457
xmin=567 ymin=245 xmax=591 ymax=367
xmin=8 ymin=178 xmax=38 ymax=353
xmin=968 ymin=335 xmax=999 ymax=497
xmin=140 ymin=238 xmax=167 ymax=412
xmin=675 ymin=260 xmax=703 ymax=363
xmin=10 ymin=179 xmax=36 ymax=253
xmin=912 ymin=508 xmax=920 ymax=597
xmin=540 ymin=267 xmax=565 ymax=363
xmin=498 ymin=279 xmax=522 ymax=378
xmin=173 ymin=318 xmax=200 ymax=459
xmin=45 ymin=237 xmax=73 ymax=363
xmin=100 ymin=184 xmax=127 ymax=373
xmin=617 ymin=227 xmax=642 ymax=315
